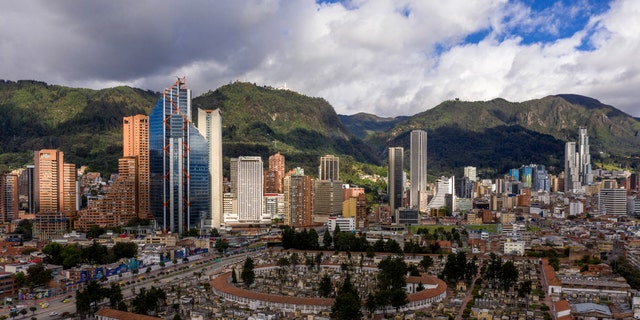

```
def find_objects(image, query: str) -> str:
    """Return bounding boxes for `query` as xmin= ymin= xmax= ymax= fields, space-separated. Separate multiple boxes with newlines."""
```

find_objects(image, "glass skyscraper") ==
xmin=149 ymin=78 xmax=209 ymax=235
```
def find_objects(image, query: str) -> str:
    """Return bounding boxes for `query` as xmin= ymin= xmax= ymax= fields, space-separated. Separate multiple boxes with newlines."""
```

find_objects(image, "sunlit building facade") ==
xmin=149 ymin=78 xmax=209 ymax=235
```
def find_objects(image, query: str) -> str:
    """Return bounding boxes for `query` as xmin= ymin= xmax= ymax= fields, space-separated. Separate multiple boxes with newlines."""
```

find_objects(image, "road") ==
xmin=0 ymin=249 xmax=263 ymax=319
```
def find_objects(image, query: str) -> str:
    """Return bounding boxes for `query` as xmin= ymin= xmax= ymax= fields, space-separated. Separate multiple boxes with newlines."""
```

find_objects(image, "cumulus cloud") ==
xmin=0 ymin=0 xmax=638 ymax=117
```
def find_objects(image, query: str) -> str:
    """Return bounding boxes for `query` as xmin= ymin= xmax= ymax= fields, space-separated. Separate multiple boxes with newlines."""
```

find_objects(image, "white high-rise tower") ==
xmin=197 ymin=108 xmax=223 ymax=229
xmin=410 ymin=130 xmax=427 ymax=210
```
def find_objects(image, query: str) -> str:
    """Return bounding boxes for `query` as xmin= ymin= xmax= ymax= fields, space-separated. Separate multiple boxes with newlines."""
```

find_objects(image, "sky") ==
xmin=1 ymin=0 xmax=638 ymax=117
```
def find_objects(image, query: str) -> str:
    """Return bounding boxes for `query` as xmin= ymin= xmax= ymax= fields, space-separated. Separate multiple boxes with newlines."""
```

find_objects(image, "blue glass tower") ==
xmin=149 ymin=78 xmax=209 ymax=235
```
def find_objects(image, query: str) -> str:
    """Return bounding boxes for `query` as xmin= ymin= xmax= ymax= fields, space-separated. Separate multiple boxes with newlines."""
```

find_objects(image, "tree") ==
xmin=14 ymin=272 xmax=26 ymax=288
xmin=215 ymin=238 xmax=229 ymax=254
xmin=419 ymin=255 xmax=434 ymax=272
xmin=231 ymin=267 xmax=238 ymax=284
xmin=26 ymin=263 xmax=53 ymax=289
xmin=323 ymin=229 xmax=333 ymax=249
xmin=210 ymin=228 xmax=220 ymax=238
xmin=60 ymin=244 xmax=83 ymax=269
xmin=28 ymin=306 xmax=36 ymax=317
xmin=374 ymin=257 xmax=408 ymax=311
xmin=330 ymin=274 xmax=362 ymax=319
xmin=41 ymin=242 xmax=63 ymax=265
xmin=241 ymin=257 xmax=255 ymax=288
xmin=501 ymin=260 xmax=519 ymax=290
xmin=111 ymin=242 xmax=138 ymax=259
xmin=86 ymin=225 xmax=105 ymax=238
xmin=108 ymin=283 xmax=123 ymax=308
xmin=14 ymin=220 xmax=33 ymax=241
xmin=319 ymin=273 xmax=333 ymax=297
xmin=186 ymin=228 xmax=199 ymax=237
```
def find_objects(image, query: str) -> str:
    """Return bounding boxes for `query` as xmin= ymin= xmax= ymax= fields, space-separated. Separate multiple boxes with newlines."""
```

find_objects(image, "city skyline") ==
xmin=2 ymin=1 xmax=639 ymax=117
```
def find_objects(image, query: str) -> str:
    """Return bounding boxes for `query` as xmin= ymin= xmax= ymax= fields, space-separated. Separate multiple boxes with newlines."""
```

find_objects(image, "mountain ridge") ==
xmin=0 ymin=79 xmax=638 ymax=178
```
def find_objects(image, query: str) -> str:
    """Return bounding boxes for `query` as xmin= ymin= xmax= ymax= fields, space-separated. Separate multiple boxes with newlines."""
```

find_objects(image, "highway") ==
xmin=1 ymin=249 xmax=262 ymax=319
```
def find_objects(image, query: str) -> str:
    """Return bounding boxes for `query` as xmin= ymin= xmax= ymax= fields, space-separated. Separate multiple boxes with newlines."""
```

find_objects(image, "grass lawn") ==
xmin=410 ymin=225 xmax=456 ymax=234
xmin=464 ymin=224 xmax=499 ymax=234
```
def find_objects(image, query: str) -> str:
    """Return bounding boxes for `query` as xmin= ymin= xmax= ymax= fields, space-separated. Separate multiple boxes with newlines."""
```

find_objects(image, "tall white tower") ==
xmin=197 ymin=108 xmax=223 ymax=229
xmin=231 ymin=156 xmax=264 ymax=223
xmin=578 ymin=127 xmax=593 ymax=186
xmin=410 ymin=130 xmax=427 ymax=210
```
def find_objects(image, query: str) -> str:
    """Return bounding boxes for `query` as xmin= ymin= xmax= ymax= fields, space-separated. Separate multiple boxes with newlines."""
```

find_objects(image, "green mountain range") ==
xmin=1 ymin=80 xmax=638 ymax=179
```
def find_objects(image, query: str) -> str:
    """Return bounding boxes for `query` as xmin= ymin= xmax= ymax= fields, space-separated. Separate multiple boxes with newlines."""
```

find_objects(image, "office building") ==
xmin=149 ymin=77 xmax=210 ymax=235
xmin=319 ymin=155 xmax=339 ymax=181
xmin=18 ymin=165 xmax=35 ymax=214
xmin=230 ymin=157 xmax=265 ymax=224
xmin=578 ymin=127 xmax=593 ymax=186
xmin=284 ymin=172 xmax=313 ymax=227
xmin=388 ymin=147 xmax=404 ymax=215
xmin=565 ymin=127 xmax=593 ymax=193
xmin=599 ymin=188 xmax=627 ymax=215
xmin=122 ymin=114 xmax=150 ymax=218
xmin=464 ymin=166 xmax=477 ymax=182
xmin=0 ymin=174 xmax=19 ymax=223
xmin=410 ymin=130 xmax=427 ymax=210
xmin=34 ymin=149 xmax=75 ymax=215
xmin=313 ymin=180 xmax=343 ymax=223
xmin=197 ymin=108 xmax=224 ymax=229
xmin=426 ymin=176 xmax=455 ymax=213
xmin=266 ymin=152 xmax=285 ymax=193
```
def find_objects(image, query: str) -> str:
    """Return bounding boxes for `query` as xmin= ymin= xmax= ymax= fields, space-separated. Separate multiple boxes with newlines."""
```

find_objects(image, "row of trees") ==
xmin=441 ymin=251 xmax=478 ymax=285
xmin=281 ymin=226 xmax=421 ymax=256
xmin=481 ymin=253 xmax=519 ymax=290
xmin=41 ymin=241 xmax=137 ymax=269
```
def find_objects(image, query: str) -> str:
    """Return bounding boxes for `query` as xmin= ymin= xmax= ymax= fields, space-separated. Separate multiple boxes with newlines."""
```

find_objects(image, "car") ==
xmin=49 ymin=311 xmax=59 ymax=316
xmin=40 ymin=303 xmax=49 ymax=309
xmin=62 ymin=298 xmax=70 ymax=303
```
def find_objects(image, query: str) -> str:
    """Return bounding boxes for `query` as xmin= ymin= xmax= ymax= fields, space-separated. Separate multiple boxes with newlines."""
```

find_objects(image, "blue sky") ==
xmin=1 ymin=0 xmax=638 ymax=117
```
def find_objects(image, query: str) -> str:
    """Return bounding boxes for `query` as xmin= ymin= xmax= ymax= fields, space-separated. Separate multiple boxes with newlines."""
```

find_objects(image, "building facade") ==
xmin=122 ymin=114 xmax=150 ymax=218
xmin=388 ymin=147 xmax=404 ymax=216
xmin=319 ymin=155 xmax=339 ymax=181
xmin=149 ymin=78 xmax=210 ymax=235
xmin=197 ymin=108 xmax=223 ymax=229
xmin=231 ymin=157 xmax=265 ymax=224
xmin=410 ymin=130 xmax=427 ymax=210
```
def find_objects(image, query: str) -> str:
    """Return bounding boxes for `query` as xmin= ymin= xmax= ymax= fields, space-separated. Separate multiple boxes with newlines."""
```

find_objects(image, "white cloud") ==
xmin=0 ymin=0 xmax=638 ymax=117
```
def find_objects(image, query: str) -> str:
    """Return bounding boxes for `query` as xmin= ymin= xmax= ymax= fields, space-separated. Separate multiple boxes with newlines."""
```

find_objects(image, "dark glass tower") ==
xmin=149 ymin=78 xmax=209 ymax=235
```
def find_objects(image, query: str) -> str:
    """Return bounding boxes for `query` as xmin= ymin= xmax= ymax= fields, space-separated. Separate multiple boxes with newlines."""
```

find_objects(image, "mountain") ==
xmin=192 ymin=82 xmax=379 ymax=175
xmin=0 ymin=80 xmax=158 ymax=173
xmin=363 ymin=94 xmax=640 ymax=178
xmin=338 ymin=113 xmax=408 ymax=140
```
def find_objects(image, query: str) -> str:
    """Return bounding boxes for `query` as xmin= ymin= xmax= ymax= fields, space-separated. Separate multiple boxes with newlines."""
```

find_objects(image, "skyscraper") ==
xmin=34 ymin=149 xmax=75 ymax=214
xmin=266 ymin=152 xmax=285 ymax=193
xmin=319 ymin=155 xmax=339 ymax=181
xmin=123 ymin=114 xmax=150 ymax=218
xmin=149 ymin=77 xmax=210 ymax=235
xmin=410 ymin=130 xmax=427 ymax=210
xmin=565 ymin=127 xmax=593 ymax=193
xmin=197 ymin=108 xmax=223 ymax=229
xmin=0 ymin=174 xmax=18 ymax=223
xmin=388 ymin=147 xmax=404 ymax=219
xmin=230 ymin=157 xmax=265 ymax=224
xmin=284 ymin=172 xmax=314 ymax=226
xmin=578 ymin=127 xmax=593 ymax=185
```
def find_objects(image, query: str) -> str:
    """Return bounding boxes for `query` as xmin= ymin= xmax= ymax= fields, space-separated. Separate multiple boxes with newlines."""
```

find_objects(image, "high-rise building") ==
xmin=313 ymin=180 xmax=343 ymax=223
xmin=18 ymin=165 xmax=35 ymax=214
xmin=426 ymin=176 xmax=455 ymax=213
xmin=149 ymin=78 xmax=210 ymax=235
xmin=410 ymin=130 xmax=427 ymax=210
xmin=34 ymin=149 xmax=76 ymax=214
xmin=565 ymin=142 xmax=580 ymax=192
xmin=565 ymin=128 xmax=593 ymax=193
xmin=123 ymin=114 xmax=150 ymax=218
xmin=230 ymin=157 xmax=265 ymax=224
xmin=464 ymin=166 xmax=477 ymax=182
xmin=533 ymin=165 xmax=550 ymax=192
xmin=266 ymin=152 xmax=285 ymax=193
xmin=319 ymin=155 xmax=339 ymax=181
xmin=197 ymin=108 xmax=223 ymax=229
xmin=284 ymin=173 xmax=314 ymax=226
xmin=388 ymin=147 xmax=404 ymax=219
xmin=0 ymin=174 xmax=19 ymax=223
xmin=598 ymin=188 xmax=627 ymax=215
xmin=578 ymin=127 xmax=593 ymax=185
